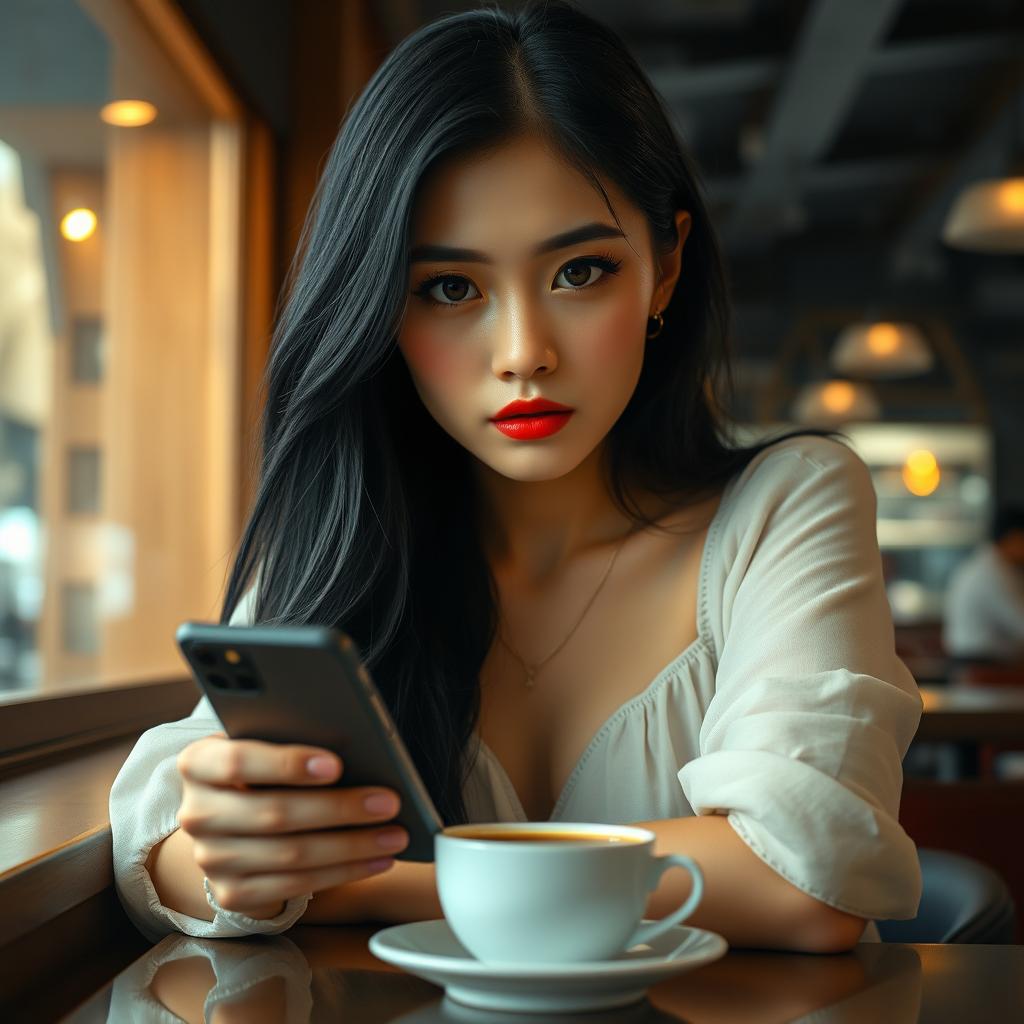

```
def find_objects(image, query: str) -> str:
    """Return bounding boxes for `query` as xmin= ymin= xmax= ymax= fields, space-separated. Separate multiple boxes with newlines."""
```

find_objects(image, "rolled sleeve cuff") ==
xmin=115 ymin=816 xmax=309 ymax=942
xmin=202 ymin=877 xmax=311 ymax=937
xmin=678 ymin=748 xmax=922 ymax=921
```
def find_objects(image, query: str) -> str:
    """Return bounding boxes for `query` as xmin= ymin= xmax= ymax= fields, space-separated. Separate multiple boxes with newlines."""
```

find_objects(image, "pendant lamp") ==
xmin=830 ymin=321 xmax=934 ymax=378
xmin=941 ymin=177 xmax=1024 ymax=252
xmin=791 ymin=379 xmax=880 ymax=425
xmin=942 ymin=92 xmax=1024 ymax=253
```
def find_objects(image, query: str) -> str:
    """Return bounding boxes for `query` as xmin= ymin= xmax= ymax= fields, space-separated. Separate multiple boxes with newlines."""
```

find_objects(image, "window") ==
xmin=71 ymin=317 xmax=104 ymax=384
xmin=67 ymin=447 xmax=101 ymax=515
xmin=0 ymin=0 xmax=266 ymax=744
xmin=62 ymin=582 xmax=98 ymax=655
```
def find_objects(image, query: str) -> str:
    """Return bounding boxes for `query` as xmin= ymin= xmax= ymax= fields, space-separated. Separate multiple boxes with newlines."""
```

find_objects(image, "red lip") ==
xmin=491 ymin=397 xmax=574 ymax=420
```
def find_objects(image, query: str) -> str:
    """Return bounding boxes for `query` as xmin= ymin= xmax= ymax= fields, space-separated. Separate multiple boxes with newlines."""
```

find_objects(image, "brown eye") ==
xmin=554 ymin=255 xmax=622 ymax=291
xmin=414 ymin=274 xmax=480 ymax=306
xmin=560 ymin=261 xmax=595 ymax=287
xmin=439 ymin=279 xmax=471 ymax=302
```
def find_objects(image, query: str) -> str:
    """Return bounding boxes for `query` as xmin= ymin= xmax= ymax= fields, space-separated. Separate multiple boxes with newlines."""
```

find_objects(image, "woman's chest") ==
xmin=477 ymin=507 xmax=717 ymax=821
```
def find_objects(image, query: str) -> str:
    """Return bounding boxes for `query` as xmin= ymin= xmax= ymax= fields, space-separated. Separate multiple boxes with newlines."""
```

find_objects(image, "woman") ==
xmin=110 ymin=0 xmax=922 ymax=950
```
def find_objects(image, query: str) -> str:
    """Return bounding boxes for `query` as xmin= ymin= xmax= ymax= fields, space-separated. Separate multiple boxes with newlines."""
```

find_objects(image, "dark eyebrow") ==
xmin=408 ymin=222 xmax=626 ymax=264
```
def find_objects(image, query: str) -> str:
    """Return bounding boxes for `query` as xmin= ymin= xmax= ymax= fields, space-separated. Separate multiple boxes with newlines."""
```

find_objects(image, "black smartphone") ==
xmin=175 ymin=621 xmax=443 ymax=861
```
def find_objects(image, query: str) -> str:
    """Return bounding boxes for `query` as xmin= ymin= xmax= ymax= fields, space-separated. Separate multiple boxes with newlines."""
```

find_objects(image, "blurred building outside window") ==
xmin=0 ymin=0 xmax=248 ymax=707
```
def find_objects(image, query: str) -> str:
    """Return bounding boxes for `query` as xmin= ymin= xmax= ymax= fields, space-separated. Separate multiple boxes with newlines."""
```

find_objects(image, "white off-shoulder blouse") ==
xmin=110 ymin=434 xmax=923 ymax=944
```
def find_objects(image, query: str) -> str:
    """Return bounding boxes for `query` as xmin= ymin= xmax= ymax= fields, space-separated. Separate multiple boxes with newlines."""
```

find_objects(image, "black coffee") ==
xmin=453 ymin=829 xmax=643 ymax=844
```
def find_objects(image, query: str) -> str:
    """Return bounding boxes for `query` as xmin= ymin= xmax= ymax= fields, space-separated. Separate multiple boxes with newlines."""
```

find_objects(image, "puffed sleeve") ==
xmin=109 ymin=581 xmax=311 ymax=941
xmin=677 ymin=436 xmax=923 ymax=921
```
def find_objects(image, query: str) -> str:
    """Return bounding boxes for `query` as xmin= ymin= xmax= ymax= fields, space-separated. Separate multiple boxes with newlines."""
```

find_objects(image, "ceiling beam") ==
xmin=706 ymin=154 xmax=932 ymax=204
xmin=646 ymin=33 xmax=1020 ymax=104
xmin=648 ymin=57 xmax=780 ymax=100
xmin=720 ymin=0 xmax=905 ymax=252
xmin=870 ymin=32 xmax=1022 ymax=76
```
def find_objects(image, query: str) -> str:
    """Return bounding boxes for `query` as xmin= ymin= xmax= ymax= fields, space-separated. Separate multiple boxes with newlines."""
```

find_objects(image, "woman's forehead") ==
xmin=409 ymin=136 xmax=645 ymax=257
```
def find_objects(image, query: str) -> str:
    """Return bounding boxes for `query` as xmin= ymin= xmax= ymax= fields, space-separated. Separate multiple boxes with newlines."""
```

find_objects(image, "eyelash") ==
xmin=411 ymin=251 xmax=624 ymax=308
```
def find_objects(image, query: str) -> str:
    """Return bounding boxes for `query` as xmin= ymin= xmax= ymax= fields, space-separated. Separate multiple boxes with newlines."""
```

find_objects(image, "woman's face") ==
xmin=396 ymin=134 xmax=690 ymax=483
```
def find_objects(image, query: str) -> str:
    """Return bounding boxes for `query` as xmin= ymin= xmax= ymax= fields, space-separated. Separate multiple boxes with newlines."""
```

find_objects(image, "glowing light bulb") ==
xmin=100 ymin=100 xmax=157 ymax=127
xmin=821 ymin=381 xmax=855 ymax=414
xmin=60 ymin=208 xmax=98 ymax=241
xmin=902 ymin=449 xmax=940 ymax=496
xmin=866 ymin=323 xmax=901 ymax=357
xmin=1000 ymin=180 xmax=1024 ymax=214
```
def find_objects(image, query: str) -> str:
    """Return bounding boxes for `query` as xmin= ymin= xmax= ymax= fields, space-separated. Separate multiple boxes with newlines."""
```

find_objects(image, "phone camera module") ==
xmin=233 ymin=673 xmax=261 ymax=692
xmin=194 ymin=648 xmax=219 ymax=668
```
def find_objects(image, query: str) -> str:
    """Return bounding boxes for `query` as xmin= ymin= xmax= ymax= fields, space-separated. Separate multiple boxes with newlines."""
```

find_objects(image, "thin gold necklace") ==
xmin=497 ymin=528 xmax=634 ymax=689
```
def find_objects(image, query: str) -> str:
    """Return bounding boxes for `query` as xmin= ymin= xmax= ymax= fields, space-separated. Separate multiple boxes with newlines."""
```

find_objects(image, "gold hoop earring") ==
xmin=646 ymin=310 xmax=664 ymax=339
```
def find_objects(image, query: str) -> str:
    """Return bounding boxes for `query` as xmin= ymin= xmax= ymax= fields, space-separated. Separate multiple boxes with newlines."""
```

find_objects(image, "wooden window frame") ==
xmin=0 ymin=676 xmax=198 ymax=775
xmin=0 ymin=0 xmax=274 ymax=770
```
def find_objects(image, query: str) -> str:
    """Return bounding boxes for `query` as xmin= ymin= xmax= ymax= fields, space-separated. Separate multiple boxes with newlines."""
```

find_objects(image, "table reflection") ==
xmin=75 ymin=926 xmax=926 ymax=1024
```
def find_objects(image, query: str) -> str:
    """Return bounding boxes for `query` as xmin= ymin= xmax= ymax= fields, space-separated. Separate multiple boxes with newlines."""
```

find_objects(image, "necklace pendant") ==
xmin=525 ymin=667 xmax=536 ymax=688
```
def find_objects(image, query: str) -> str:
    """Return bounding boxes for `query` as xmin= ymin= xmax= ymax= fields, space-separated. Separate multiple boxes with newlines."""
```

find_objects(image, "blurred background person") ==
xmin=943 ymin=506 xmax=1024 ymax=664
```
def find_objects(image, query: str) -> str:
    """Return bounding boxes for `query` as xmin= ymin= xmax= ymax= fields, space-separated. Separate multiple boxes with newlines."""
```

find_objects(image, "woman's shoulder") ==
xmin=740 ymin=431 xmax=864 ymax=479
xmin=712 ymin=432 xmax=872 ymax=539
xmin=725 ymin=432 xmax=867 ymax=503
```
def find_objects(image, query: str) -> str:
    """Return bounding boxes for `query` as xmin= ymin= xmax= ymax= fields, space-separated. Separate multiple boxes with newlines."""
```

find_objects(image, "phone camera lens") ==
xmin=234 ymin=674 xmax=260 ymax=692
xmin=207 ymin=672 xmax=232 ymax=689
xmin=195 ymin=649 xmax=218 ymax=668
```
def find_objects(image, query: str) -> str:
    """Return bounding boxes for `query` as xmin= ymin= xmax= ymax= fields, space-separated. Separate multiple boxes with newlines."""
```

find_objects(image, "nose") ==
xmin=490 ymin=300 xmax=558 ymax=381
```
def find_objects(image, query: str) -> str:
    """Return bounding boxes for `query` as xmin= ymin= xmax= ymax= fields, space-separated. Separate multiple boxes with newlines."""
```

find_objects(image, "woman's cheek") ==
xmin=585 ymin=300 xmax=645 ymax=372
xmin=398 ymin=325 xmax=472 ymax=420
xmin=400 ymin=320 xmax=443 ymax=377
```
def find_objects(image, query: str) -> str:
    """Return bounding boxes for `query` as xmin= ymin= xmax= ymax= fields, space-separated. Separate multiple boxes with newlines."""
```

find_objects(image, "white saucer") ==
xmin=369 ymin=919 xmax=728 ymax=1013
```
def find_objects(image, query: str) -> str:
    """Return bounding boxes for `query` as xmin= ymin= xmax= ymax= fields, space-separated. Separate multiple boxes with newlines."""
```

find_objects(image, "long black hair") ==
xmin=220 ymin=0 xmax=842 ymax=824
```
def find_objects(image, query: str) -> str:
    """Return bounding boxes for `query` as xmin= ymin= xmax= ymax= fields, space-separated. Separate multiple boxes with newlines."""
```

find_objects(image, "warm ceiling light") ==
xmin=902 ymin=449 xmax=941 ymax=497
xmin=822 ymin=381 xmax=855 ymax=413
xmin=60 ymin=207 xmax=98 ymax=241
xmin=791 ymin=380 xmax=880 ymax=424
xmin=867 ymin=323 xmax=900 ymax=356
xmin=100 ymin=100 xmax=158 ymax=127
xmin=830 ymin=321 xmax=934 ymax=378
xmin=1004 ymin=179 xmax=1024 ymax=213
xmin=906 ymin=449 xmax=937 ymax=475
xmin=941 ymin=177 xmax=1024 ymax=252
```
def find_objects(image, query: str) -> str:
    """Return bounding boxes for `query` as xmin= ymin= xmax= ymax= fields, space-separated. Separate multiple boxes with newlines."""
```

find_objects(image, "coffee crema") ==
xmin=450 ymin=829 xmax=645 ymax=844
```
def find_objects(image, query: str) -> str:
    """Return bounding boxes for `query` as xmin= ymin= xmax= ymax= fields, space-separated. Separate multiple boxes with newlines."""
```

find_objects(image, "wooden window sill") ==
xmin=0 ymin=676 xmax=196 ymax=946
xmin=0 ymin=736 xmax=140 ymax=945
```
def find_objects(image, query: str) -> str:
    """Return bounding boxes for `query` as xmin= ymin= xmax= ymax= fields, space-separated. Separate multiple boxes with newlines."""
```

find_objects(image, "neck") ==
xmin=474 ymin=442 xmax=642 ymax=586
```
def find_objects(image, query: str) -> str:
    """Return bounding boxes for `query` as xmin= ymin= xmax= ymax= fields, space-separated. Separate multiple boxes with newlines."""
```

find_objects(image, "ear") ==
xmin=650 ymin=210 xmax=692 ymax=316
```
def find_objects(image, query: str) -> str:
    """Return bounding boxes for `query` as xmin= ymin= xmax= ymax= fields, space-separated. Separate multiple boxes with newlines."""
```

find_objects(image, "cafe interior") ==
xmin=2 ymin=0 xmax=1024 ymax=1020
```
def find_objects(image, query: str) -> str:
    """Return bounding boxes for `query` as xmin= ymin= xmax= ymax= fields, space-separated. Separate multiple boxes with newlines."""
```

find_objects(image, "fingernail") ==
xmin=367 ymin=857 xmax=395 ymax=873
xmin=364 ymin=792 xmax=398 ymax=815
xmin=306 ymin=755 xmax=337 ymax=778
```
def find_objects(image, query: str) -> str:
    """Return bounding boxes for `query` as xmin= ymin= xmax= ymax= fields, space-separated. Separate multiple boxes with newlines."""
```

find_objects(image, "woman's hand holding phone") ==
xmin=174 ymin=732 xmax=409 ymax=918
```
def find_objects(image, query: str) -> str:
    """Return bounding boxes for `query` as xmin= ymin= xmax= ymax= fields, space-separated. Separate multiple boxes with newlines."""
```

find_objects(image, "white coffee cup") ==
xmin=434 ymin=821 xmax=704 ymax=965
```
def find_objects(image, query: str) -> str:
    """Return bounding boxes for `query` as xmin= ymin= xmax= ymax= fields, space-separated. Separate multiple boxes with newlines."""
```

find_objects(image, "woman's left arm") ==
xmin=668 ymin=439 xmax=924 ymax=948
xmin=634 ymin=813 xmax=867 ymax=953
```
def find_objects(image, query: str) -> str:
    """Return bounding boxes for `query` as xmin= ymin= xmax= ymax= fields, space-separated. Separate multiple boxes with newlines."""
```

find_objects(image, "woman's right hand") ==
xmin=175 ymin=732 xmax=408 ymax=918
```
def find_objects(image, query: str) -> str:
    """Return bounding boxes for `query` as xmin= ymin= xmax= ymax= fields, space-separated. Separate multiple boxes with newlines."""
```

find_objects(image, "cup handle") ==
xmin=625 ymin=853 xmax=704 ymax=950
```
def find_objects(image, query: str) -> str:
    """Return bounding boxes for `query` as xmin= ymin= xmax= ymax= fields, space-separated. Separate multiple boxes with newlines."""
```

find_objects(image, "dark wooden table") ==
xmin=58 ymin=925 xmax=1024 ymax=1023
xmin=917 ymin=685 xmax=1024 ymax=743
xmin=915 ymin=683 xmax=1024 ymax=778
